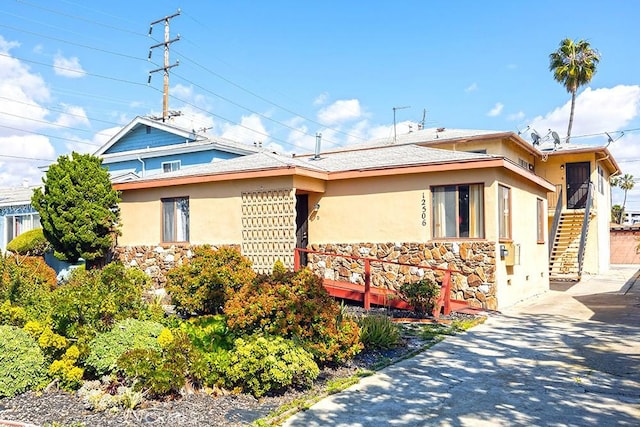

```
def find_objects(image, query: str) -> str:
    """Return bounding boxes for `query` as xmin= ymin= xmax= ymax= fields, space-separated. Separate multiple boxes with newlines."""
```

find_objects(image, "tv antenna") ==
xmin=418 ymin=108 xmax=427 ymax=130
xmin=531 ymin=130 xmax=541 ymax=146
xmin=393 ymin=106 xmax=410 ymax=142
xmin=517 ymin=125 xmax=530 ymax=136
xmin=551 ymin=130 xmax=561 ymax=148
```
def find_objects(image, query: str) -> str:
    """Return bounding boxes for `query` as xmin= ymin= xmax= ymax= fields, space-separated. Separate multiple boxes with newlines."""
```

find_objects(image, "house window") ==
xmin=5 ymin=213 xmax=41 ymax=245
xmin=145 ymin=125 xmax=151 ymax=134
xmin=598 ymin=166 xmax=604 ymax=194
xmin=498 ymin=185 xmax=511 ymax=241
xmin=162 ymin=161 xmax=181 ymax=173
xmin=162 ymin=197 xmax=189 ymax=243
xmin=432 ymin=184 xmax=484 ymax=238
xmin=537 ymin=198 xmax=544 ymax=243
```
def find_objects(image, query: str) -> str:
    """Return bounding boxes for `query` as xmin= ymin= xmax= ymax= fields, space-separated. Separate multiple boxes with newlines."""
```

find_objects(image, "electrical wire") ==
xmin=0 ymin=123 xmax=101 ymax=146
xmin=0 ymin=96 xmax=121 ymax=127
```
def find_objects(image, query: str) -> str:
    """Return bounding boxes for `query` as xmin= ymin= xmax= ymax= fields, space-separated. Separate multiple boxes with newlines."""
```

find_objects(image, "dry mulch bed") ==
xmin=0 ymin=309 xmax=480 ymax=427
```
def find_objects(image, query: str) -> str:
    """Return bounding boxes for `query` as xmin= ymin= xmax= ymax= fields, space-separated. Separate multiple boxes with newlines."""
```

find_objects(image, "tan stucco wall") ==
xmin=118 ymin=176 xmax=293 ymax=246
xmin=491 ymin=169 xmax=549 ymax=308
xmin=428 ymin=138 xmax=536 ymax=172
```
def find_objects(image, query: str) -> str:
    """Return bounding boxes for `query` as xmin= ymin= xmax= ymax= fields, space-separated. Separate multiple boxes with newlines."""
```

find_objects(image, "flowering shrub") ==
xmin=166 ymin=246 xmax=255 ymax=316
xmin=48 ymin=345 xmax=84 ymax=391
xmin=225 ymin=267 xmax=362 ymax=364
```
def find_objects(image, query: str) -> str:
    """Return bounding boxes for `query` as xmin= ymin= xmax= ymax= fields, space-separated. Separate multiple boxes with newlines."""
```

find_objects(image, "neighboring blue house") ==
xmin=94 ymin=116 xmax=261 ymax=181
xmin=1 ymin=116 xmax=260 ymax=253
xmin=0 ymin=185 xmax=41 ymax=253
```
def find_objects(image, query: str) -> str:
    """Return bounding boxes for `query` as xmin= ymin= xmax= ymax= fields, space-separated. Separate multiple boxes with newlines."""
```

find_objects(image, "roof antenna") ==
xmin=392 ymin=106 xmax=410 ymax=143
xmin=517 ymin=125 xmax=530 ymax=135
xmin=531 ymin=129 xmax=541 ymax=146
xmin=551 ymin=130 xmax=561 ymax=148
xmin=418 ymin=108 xmax=427 ymax=130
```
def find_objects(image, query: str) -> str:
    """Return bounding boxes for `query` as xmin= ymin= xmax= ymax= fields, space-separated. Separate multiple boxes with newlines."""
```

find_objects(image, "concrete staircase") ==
xmin=549 ymin=211 xmax=591 ymax=281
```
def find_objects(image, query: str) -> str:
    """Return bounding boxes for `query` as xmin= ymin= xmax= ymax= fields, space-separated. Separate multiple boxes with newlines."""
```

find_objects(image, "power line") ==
xmin=0 ymin=123 xmax=101 ymax=146
xmin=0 ymin=153 xmax=55 ymax=162
xmin=0 ymin=96 xmax=121 ymax=127
xmin=14 ymin=0 xmax=147 ymax=37
xmin=0 ymin=111 xmax=109 ymax=143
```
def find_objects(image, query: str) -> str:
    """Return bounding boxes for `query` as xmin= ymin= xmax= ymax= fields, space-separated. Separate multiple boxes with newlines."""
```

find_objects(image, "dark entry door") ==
xmin=295 ymin=194 xmax=309 ymax=266
xmin=566 ymin=162 xmax=590 ymax=209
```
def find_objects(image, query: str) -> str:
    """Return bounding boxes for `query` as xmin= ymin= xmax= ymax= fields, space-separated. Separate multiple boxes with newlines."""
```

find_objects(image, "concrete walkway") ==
xmin=283 ymin=265 xmax=640 ymax=426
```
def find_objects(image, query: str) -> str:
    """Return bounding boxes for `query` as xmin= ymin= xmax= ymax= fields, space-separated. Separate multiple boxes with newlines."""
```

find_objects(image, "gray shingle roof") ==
xmin=0 ymin=186 xmax=38 ymax=207
xmin=345 ymin=127 xmax=504 ymax=150
xmin=130 ymin=144 xmax=496 ymax=183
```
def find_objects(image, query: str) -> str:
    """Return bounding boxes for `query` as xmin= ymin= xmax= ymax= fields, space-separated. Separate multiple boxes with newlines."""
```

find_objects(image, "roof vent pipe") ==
xmin=313 ymin=132 xmax=322 ymax=160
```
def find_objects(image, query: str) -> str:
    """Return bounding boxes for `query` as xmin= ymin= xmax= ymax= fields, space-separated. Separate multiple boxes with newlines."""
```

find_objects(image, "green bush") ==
xmin=0 ymin=325 xmax=48 ymax=397
xmin=225 ymin=334 xmax=319 ymax=397
xmin=48 ymin=345 xmax=84 ymax=391
xmin=398 ymin=279 xmax=440 ymax=316
xmin=118 ymin=329 xmax=207 ymax=397
xmin=180 ymin=314 xmax=234 ymax=353
xmin=85 ymin=318 xmax=164 ymax=376
xmin=50 ymin=263 xmax=149 ymax=340
xmin=225 ymin=267 xmax=362 ymax=365
xmin=165 ymin=246 xmax=255 ymax=316
xmin=0 ymin=300 xmax=27 ymax=327
xmin=0 ymin=255 xmax=57 ymax=321
xmin=6 ymin=228 xmax=51 ymax=257
xmin=358 ymin=314 xmax=402 ymax=350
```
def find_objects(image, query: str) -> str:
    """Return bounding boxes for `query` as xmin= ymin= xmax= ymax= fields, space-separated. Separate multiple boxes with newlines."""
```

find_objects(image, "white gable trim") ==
xmin=93 ymin=116 xmax=204 ymax=157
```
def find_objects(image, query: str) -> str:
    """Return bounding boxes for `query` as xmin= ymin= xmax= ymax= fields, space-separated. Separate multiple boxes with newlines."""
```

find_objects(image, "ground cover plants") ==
xmin=0 ymin=247 xmax=485 ymax=426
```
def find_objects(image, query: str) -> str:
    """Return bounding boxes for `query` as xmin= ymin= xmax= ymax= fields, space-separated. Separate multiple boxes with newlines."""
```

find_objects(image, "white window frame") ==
xmin=162 ymin=160 xmax=181 ymax=173
xmin=161 ymin=197 xmax=189 ymax=243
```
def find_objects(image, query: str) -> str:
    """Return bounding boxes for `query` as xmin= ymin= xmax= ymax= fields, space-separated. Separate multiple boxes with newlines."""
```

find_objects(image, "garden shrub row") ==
xmin=0 ymin=246 xmax=433 ymax=402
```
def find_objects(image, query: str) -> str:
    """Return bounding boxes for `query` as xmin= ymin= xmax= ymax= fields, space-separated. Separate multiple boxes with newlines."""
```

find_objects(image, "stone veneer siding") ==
xmin=307 ymin=242 xmax=497 ymax=310
xmin=114 ymin=244 xmax=238 ymax=288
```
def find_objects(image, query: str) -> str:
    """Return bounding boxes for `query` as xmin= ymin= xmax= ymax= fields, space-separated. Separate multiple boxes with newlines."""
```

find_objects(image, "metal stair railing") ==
xmin=549 ymin=187 xmax=563 ymax=258
xmin=576 ymin=182 xmax=594 ymax=278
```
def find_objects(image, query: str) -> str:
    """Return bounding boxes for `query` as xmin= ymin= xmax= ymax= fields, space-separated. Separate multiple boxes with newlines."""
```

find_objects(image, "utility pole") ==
xmin=148 ymin=9 xmax=181 ymax=122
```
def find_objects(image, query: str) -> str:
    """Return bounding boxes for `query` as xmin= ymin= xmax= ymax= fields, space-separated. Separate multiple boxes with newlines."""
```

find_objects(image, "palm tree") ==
xmin=549 ymin=38 xmax=600 ymax=144
xmin=611 ymin=174 xmax=635 ymax=223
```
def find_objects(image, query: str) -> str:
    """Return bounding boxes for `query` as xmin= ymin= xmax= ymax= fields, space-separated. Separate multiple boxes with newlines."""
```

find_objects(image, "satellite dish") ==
xmin=531 ymin=131 xmax=540 ymax=146
xmin=551 ymin=131 xmax=561 ymax=146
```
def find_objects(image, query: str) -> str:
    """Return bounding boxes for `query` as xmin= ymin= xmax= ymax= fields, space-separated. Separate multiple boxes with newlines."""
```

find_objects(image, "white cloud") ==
xmin=508 ymin=111 xmax=525 ymax=121
xmin=53 ymin=53 xmax=86 ymax=78
xmin=465 ymin=83 xmax=478 ymax=92
xmin=313 ymin=92 xmax=329 ymax=106
xmin=530 ymin=85 xmax=640 ymax=140
xmin=317 ymin=99 xmax=363 ymax=125
xmin=487 ymin=103 xmax=504 ymax=117
xmin=55 ymin=104 xmax=90 ymax=128
xmin=221 ymin=114 xmax=268 ymax=146
xmin=0 ymin=134 xmax=56 ymax=187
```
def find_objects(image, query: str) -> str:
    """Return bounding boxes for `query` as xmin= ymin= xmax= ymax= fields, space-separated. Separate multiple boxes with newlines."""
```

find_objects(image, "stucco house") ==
xmin=0 ymin=185 xmax=41 ymax=253
xmin=355 ymin=127 xmax=619 ymax=280
xmin=112 ymin=141 xmax=556 ymax=311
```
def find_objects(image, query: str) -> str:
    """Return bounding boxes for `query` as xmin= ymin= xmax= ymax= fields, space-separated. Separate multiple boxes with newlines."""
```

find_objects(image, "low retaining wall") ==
xmin=306 ymin=242 xmax=497 ymax=310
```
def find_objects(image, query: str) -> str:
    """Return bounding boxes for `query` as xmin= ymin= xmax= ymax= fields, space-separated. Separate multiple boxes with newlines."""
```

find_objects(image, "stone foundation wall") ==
xmin=307 ymin=242 xmax=497 ymax=310
xmin=114 ymin=245 xmax=238 ymax=288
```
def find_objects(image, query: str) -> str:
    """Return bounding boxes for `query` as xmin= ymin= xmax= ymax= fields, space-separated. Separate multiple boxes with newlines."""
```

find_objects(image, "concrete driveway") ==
xmin=283 ymin=265 xmax=640 ymax=426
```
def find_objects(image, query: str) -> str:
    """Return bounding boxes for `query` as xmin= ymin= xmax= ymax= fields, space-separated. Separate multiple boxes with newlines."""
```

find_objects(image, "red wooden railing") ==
xmin=294 ymin=248 xmax=464 ymax=319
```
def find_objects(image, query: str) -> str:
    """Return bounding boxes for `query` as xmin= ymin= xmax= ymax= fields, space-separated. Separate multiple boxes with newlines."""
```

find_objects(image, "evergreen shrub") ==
xmin=85 ymin=318 xmax=164 ymax=376
xmin=166 ymin=246 xmax=255 ymax=316
xmin=225 ymin=266 xmax=362 ymax=364
xmin=6 ymin=228 xmax=51 ymax=257
xmin=0 ymin=325 xmax=48 ymax=397
xmin=224 ymin=334 xmax=319 ymax=397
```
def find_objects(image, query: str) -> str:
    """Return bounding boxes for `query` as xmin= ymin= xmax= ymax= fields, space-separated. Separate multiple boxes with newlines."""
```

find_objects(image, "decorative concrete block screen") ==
xmin=241 ymin=188 xmax=296 ymax=274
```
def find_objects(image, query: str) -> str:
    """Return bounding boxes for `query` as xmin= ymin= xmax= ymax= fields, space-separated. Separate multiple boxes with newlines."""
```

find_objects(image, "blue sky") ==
xmin=1 ymin=1 xmax=640 ymax=208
